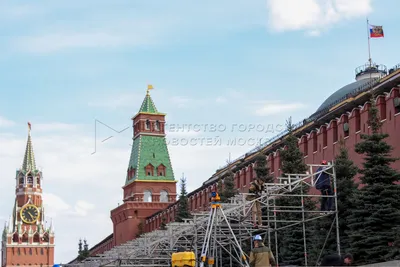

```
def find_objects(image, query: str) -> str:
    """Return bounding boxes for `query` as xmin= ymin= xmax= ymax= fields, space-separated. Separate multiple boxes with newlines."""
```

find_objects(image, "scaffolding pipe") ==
xmin=332 ymin=160 xmax=341 ymax=256
xmin=301 ymin=182 xmax=308 ymax=267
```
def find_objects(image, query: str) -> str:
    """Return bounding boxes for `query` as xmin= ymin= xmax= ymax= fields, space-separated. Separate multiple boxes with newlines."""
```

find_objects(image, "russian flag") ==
xmin=369 ymin=25 xmax=384 ymax=38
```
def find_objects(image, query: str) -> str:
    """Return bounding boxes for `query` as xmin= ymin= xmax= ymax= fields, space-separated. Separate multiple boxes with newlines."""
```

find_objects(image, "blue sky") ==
xmin=1 ymin=0 xmax=399 ymax=263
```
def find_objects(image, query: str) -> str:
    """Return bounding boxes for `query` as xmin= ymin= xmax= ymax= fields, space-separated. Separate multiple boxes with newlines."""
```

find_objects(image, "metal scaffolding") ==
xmin=63 ymin=163 xmax=340 ymax=267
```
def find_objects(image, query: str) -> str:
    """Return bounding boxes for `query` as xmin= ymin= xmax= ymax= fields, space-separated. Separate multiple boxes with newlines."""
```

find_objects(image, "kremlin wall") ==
xmin=69 ymin=62 xmax=400 ymax=262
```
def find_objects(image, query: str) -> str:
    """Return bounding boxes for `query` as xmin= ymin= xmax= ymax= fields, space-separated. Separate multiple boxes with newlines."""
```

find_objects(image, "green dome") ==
xmin=316 ymin=78 xmax=373 ymax=113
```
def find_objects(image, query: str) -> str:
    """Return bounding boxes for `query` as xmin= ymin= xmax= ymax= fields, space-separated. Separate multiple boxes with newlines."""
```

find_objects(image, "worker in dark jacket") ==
xmin=249 ymin=235 xmax=276 ymax=267
xmin=315 ymin=160 xmax=333 ymax=212
xmin=320 ymin=253 xmax=353 ymax=266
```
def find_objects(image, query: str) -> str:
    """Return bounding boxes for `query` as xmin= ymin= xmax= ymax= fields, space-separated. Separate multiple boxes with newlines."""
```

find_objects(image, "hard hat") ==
xmin=253 ymin=235 xmax=262 ymax=241
xmin=321 ymin=160 xmax=327 ymax=165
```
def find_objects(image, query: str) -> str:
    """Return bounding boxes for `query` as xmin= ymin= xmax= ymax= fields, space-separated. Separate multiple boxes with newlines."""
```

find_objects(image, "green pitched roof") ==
xmin=138 ymin=93 xmax=159 ymax=114
xmin=126 ymin=135 xmax=175 ymax=184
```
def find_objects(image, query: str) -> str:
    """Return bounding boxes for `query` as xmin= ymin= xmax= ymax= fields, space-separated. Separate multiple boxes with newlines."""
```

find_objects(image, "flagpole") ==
xmin=367 ymin=18 xmax=372 ymax=67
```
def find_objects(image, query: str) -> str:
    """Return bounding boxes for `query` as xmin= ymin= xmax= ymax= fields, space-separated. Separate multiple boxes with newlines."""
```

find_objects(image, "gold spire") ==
xmin=146 ymin=84 xmax=154 ymax=95
xmin=22 ymin=122 xmax=36 ymax=172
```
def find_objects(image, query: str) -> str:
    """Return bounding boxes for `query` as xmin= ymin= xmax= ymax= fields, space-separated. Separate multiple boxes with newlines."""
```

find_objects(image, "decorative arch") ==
xmin=27 ymin=173 xmax=33 ymax=185
xmin=360 ymin=101 xmax=371 ymax=112
xmin=143 ymin=190 xmax=152 ymax=202
xmin=33 ymin=233 xmax=40 ymax=243
xmin=339 ymin=113 xmax=349 ymax=123
xmin=327 ymin=118 xmax=338 ymax=129
xmin=13 ymin=233 xmax=19 ymax=242
xmin=155 ymin=120 xmax=160 ymax=131
xmin=22 ymin=233 xmax=29 ymax=243
xmin=19 ymin=173 xmax=24 ymax=185
xmin=160 ymin=190 xmax=169 ymax=202
xmin=36 ymin=173 xmax=41 ymax=186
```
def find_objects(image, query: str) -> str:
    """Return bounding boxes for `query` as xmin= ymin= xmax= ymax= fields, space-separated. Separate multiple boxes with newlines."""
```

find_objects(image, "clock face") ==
xmin=20 ymin=205 xmax=40 ymax=224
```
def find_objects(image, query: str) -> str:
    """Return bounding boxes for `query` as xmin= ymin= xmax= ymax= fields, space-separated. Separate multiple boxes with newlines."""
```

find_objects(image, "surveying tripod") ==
xmin=199 ymin=192 xmax=250 ymax=267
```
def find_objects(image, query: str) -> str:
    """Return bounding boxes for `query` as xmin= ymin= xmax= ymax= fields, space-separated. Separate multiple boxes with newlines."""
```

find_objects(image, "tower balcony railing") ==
xmin=355 ymin=62 xmax=387 ymax=78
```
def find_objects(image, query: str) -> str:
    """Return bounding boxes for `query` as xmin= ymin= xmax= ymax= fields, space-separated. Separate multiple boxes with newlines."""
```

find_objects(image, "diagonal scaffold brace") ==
xmin=199 ymin=191 xmax=250 ymax=267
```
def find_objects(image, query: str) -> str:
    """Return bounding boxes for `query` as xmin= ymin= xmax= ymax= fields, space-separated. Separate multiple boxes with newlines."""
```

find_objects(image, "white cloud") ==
xmin=266 ymin=0 xmax=372 ymax=35
xmin=0 ymin=120 xmax=261 ymax=263
xmin=74 ymin=200 xmax=96 ymax=217
xmin=254 ymin=101 xmax=306 ymax=116
xmin=0 ymin=116 xmax=15 ymax=127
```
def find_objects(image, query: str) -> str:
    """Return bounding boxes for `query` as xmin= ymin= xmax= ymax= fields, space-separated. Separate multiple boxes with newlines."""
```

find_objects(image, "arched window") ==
xmin=155 ymin=120 xmax=160 ymax=131
xmin=144 ymin=190 xmax=152 ymax=202
xmin=19 ymin=175 xmax=24 ymax=185
xmin=145 ymin=119 xmax=150 ymax=130
xmin=27 ymin=175 xmax=33 ymax=184
xmin=160 ymin=190 xmax=168 ymax=203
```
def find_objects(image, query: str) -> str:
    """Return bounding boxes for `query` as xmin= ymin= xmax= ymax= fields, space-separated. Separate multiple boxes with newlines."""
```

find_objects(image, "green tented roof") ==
xmin=139 ymin=93 xmax=159 ymax=114
xmin=126 ymin=135 xmax=175 ymax=184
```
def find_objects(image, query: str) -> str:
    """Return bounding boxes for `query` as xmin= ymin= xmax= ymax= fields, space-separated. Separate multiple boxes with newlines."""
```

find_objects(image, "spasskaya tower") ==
xmin=1 ymin=123 xmax=55 ymax=267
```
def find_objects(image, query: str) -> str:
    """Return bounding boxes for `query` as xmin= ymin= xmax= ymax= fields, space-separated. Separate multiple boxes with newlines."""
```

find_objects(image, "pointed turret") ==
xmin=3 ymin=122 xmax=55 ymax=266
xmin=112 ymin=84 xmax=177 ymax=247
xmin=125 ymin=85 xmax=175 ymax=185
xmin=22 ymin=122 xmax=36 ymax=173
xmin=137 ymin=85 xmax=163 ymax=115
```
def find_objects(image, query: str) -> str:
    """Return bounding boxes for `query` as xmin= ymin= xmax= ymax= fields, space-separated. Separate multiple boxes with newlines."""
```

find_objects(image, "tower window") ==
xmin=145 ymin=164 xmax=154 ymax=176
xmin=19 ymin=175 xmax=24 ymax=185
xmin=27 ymin=175 xmax=33 ymax=184
xmin=143 ymin=190 xmax=152 ymax=202
xmin=155 ymin=120 xmax=160 ymax=131
xmin=160 ymin=190 xmax=168 ymax=202
xmin=145 ymin=119 xmax=150 ymax=130
xmin=157 ymin=164 xmax=166 ymax=176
